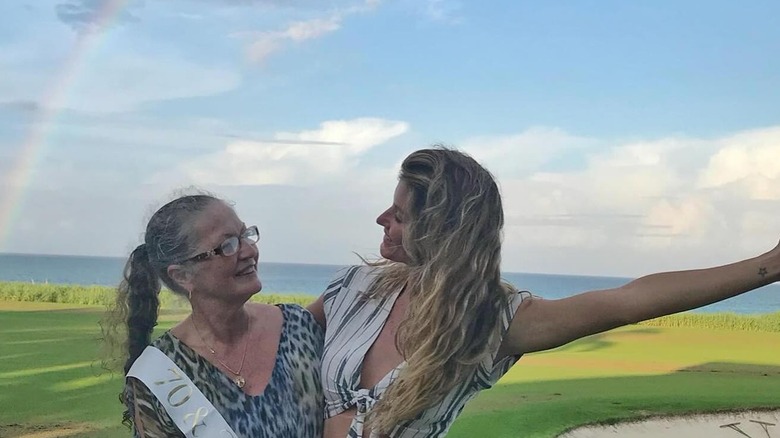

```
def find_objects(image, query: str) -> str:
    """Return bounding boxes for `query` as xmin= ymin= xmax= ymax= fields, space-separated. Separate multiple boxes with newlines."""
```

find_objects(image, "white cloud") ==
xmin=422 ymin=0 xmax=462 ymax=24
xmin=6 ymin=115 xmax=779 ymax=277
xmin=285 ymin=16 xmax=342 ymax=40
xmin=245 ymin=15 xmax=342 ymax=63
xmin=449 ymin=126 xmax=780 ymax=275
xmin=174 ymin=117 xmax=409 ymax=185
xmin=636 ymin=195 xmax=718 ymax=248
xmin=66 ymin=54 xmax=240 ymax=113
xmin=0 ymin=38 xmax=241 ymax=113
xmin=459 ymin=127 xmax=592 ymax=178
xmin=168 ymin=124 xmax=780 ymax=275
xmin=241 ymin=0 xmax=379 ymax=64
xmin=697 ymin=126 xmax=780 ymax=199
xmin=540 ymin=141 xmax=686 ymax=212
xmin=176 ymin=124 xmax=778 ymax=274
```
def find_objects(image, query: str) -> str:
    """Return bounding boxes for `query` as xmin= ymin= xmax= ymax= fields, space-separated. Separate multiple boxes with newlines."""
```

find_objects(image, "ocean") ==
xmin=1 ymin=253 xmax=778 ymax=314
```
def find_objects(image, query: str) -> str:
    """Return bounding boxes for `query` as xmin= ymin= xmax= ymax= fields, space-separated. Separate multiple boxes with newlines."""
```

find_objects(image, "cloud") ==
xmin=459 ymin=127 xmax=593 ymax=178
xmin=0 ymin=100 xmax=43 ymax=115
xmin=158 ymin=123 xmax=779 ymax=275
xmin=57 ymin=55 xmax=239 ymax=113
xmin=172 ymin=117 xmax=409 ymax=185
xmin=240 ymin=0 xmax=380 ymax=64
xmin=397 ymin=0 xmax=461 ymax=24
xmin=439 ymin=126 xmax=780 ymax=274
xmin=6 ymin=107 xmax=778 ymax=276
xmin=203 ymin=0 xmax=365 ymax=6
xmin=697 ymin=126 xmax=780 ymax=199
xmin=176 ymin=12 xmax=205 ymax=20
xmin=55 ymin=0 xmax=142 ymax=33
xmin=172 ymin=124 xmax=779 ymax=268
xmin=244 ymin=15 xmax=342 ymax=63
xmin=421 ymin=0 xmax=462 ymax=24
xmin=0 ymin=32 xmax=241 ymax=114
xmin=68 ymin=54 xmax=240 ymax=112
xmin=8 ymin=60 xmax=236 ymax=115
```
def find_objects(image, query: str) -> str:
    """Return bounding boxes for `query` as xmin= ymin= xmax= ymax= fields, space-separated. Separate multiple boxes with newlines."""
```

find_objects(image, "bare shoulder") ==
xmin=246 ymin=302 xmax=283 ymax=328
xmin=246 ymin=301 xmax=281 ymax=315
xmin=306 ymin=295 xmax=326 ymax=328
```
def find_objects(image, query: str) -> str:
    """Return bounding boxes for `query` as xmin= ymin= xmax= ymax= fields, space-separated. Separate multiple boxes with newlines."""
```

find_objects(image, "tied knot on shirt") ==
xmin=346 ymin=388 xmax=377 ymax=414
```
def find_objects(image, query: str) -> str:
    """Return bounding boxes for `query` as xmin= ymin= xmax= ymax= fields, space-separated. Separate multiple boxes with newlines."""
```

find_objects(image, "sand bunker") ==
xmin=558 ymin=410 xmax=780 ymax=437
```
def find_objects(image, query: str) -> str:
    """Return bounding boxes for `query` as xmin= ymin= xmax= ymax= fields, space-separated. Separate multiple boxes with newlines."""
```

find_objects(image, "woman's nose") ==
xmin=376 ymin=207 xmax=390 ymax=226
xmin=239 ymin=238 xmax=259 ymax=259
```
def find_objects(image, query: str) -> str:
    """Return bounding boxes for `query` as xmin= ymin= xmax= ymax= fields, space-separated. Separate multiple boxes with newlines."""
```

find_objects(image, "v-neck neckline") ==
xmin=167 ymin=304 xmax=287 ymax=398
xmin=355 ymin=287 xmax=406 ymax=391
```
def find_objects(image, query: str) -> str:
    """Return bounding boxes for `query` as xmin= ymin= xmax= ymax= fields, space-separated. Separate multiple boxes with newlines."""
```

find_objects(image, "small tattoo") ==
xmin=758 ymin=267 xmax=768 ymax=278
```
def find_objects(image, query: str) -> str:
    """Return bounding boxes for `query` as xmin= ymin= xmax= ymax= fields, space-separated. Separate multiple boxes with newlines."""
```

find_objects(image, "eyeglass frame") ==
xmin=179 ymin=225 xmax=260 ymax=264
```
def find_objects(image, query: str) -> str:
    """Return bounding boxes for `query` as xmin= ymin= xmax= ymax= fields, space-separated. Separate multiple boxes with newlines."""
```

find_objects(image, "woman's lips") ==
xmin=236 ymin=265 xmax=256 ymax=276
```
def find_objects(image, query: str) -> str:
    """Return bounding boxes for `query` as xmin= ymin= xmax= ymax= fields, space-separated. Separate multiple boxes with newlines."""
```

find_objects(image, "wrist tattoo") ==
xmin=758 ymin=267 xmax=768 ymax=278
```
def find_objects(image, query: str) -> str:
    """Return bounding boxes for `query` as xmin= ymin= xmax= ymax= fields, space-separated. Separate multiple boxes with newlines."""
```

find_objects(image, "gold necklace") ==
xmin=191 ymin=312 xmax=251 ymax=388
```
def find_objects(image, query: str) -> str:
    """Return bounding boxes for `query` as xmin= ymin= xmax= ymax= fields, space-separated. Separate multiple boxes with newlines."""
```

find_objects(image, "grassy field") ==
xmin=448 ymin=324 xmax=780 ymax=437
xmin=1 ymin=299 xmax=779 ymax=437
xmin=1 ymin=303 xmax=130 ymax=437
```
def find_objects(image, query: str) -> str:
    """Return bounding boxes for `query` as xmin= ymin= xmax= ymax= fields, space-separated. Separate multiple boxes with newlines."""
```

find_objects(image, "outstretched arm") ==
xmin=499 ymin=242 xmax=780 ymax=357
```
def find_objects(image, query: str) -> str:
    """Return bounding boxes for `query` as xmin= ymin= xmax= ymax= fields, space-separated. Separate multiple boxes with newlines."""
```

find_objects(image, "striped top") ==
xmin=321 ymin=266 xmax=529 ymax=438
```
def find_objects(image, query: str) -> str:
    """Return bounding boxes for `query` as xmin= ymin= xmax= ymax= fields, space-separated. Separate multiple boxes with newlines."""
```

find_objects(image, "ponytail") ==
xmin=101 ymin=243 xmax=163 ymax=428
xmin=121 ymin=243 xmax=161 ymax=374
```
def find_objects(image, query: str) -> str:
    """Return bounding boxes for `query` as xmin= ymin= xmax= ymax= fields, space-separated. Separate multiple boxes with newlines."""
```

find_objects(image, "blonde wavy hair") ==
xmin=366 ymin=147 xmax=515 ymax=434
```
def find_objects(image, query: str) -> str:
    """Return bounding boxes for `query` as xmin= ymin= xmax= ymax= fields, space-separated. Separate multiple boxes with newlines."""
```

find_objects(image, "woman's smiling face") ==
xmin=376 ymin=181 xmax=411 ymax=264
xmin=186 ymin=201 xmax=262 ymax=299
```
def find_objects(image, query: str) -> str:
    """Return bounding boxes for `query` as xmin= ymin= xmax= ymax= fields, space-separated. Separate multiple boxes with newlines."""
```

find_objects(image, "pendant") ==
xmin=234 ymin=375 xmax=246 ymax=388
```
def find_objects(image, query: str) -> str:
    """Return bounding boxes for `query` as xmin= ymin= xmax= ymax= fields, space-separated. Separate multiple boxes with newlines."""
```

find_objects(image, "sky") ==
xmin=0 ymin=0 xmax=779 ymax=277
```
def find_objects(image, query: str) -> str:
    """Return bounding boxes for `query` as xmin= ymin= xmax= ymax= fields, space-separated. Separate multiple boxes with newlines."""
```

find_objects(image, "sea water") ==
xmin=1 ymin=253 xmax=778 ymax=314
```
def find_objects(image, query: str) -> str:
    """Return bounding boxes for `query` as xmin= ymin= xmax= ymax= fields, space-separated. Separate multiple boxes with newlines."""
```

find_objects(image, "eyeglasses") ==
xmin=181 ymin=226 xmax=260 ymax=263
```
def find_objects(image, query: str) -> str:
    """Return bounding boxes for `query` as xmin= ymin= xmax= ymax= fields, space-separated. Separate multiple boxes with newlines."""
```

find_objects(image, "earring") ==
xmin=188 ymin=289 xmax=193 ymax=301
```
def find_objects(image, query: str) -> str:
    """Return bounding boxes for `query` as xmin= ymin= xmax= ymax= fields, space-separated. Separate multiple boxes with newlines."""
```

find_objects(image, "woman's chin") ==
xmin=379 ymin=249 xmax=406 ymax=264
xmin=238 ymin=278 xmax=262 ymax=296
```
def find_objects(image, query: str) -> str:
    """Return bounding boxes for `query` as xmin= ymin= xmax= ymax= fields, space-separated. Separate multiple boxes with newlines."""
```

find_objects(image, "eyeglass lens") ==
xmin=220 ymin=227 xmax=259 ymax=256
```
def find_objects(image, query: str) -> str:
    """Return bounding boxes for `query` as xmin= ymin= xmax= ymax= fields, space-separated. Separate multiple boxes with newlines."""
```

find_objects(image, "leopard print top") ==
xmin=124 ymin=304 xmax=324 ymax=438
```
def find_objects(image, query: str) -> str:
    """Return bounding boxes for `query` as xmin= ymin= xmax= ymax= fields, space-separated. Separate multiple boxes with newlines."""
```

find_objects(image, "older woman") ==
xmin=103 ymin=194 xmax=324 ymax=437
xmin=309 ymin=147 xmax=779 ymax=438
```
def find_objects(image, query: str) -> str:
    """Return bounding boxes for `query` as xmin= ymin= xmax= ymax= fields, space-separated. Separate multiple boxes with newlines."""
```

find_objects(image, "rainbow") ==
xmin=0 ymin=0 xmax=131 ymax=251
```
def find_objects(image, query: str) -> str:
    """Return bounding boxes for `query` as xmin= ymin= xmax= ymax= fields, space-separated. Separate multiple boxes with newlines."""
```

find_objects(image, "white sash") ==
xmin=127 ymin=346 xmax=239 ymax=438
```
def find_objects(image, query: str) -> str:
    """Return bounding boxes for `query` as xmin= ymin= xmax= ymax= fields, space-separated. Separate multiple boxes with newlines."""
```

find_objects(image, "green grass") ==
xmin=0 ymin=305 xmax=129 ymax=437
xmin=1 ymin=301 xmax=779 ymax=437
xmin=0 ymin=295 xmax=316 ymax=437
xmin=448 ymin=325 xmax=780 ymax=437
